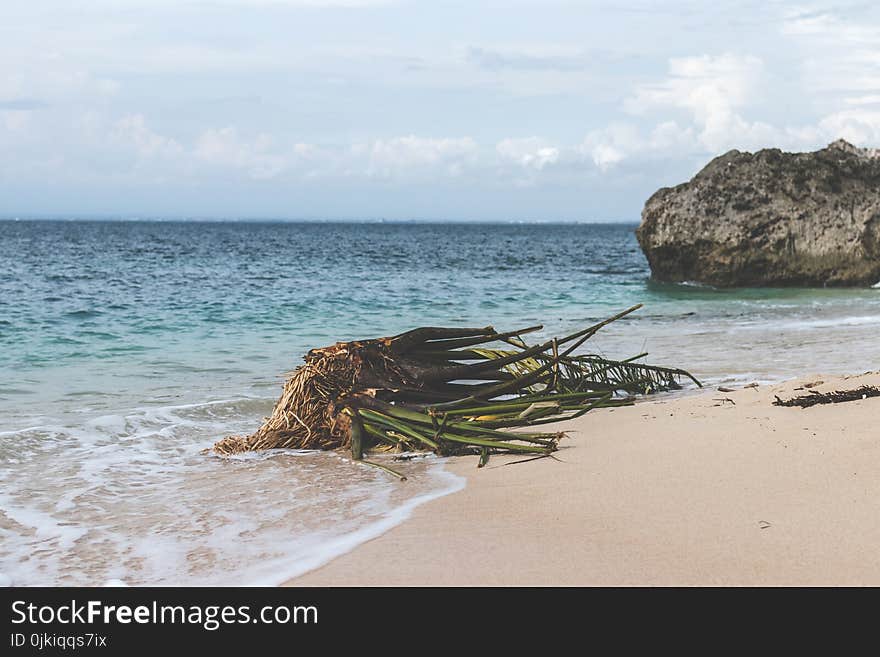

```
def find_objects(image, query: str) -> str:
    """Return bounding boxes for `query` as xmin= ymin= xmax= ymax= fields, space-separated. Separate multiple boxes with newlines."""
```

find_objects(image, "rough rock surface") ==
xmin=636 ymin=140 xmax=880 ymax=286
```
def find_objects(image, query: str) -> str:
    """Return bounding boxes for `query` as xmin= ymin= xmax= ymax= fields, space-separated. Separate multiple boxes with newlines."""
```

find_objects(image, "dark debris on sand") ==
xmin=773 ymin=385 xmax=880 ymax=409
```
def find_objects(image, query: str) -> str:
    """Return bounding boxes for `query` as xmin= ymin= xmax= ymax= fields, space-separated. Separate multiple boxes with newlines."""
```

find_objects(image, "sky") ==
xmin=1 ymin=0 xmax=879 ymax=221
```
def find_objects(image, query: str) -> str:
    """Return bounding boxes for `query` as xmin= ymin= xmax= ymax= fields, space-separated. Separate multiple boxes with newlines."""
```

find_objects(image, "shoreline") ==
xmin=286 ymin=371 xmax=880 ymax=586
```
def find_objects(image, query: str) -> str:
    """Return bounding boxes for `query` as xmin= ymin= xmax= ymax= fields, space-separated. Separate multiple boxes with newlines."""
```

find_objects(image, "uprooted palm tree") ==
xmin=213 ymin=304 xmax=699 ymax=470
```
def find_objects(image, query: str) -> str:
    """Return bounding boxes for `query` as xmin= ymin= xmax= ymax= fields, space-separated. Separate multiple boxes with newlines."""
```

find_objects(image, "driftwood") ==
xmin=773 ymin=386 xmax=880 ymax=408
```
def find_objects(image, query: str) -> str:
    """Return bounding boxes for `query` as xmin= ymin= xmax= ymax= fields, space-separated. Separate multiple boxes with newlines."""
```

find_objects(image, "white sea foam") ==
xmin=0 ymin=398 xmax=465 ymax=586
xmin=227 ymin=464 xmax=464 ymax=586
xmin=731 ymin=314 xmax=880 ymax=332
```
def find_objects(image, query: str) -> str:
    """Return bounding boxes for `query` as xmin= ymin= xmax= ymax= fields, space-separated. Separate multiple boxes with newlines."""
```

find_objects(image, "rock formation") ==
xmin=636 ymin=140 xmax=880 ymax=286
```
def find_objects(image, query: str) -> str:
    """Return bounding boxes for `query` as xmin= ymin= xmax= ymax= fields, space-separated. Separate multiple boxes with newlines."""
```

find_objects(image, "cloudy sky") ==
xmin=2 ymin=1 xmax=879 ymax=220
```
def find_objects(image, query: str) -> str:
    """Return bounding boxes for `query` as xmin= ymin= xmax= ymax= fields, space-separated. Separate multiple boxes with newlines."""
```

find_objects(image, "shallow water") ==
xmin=0 ymin=397 xmax=461 ymax=586
xmin=1 ymin=219 xmax=878 ymax=585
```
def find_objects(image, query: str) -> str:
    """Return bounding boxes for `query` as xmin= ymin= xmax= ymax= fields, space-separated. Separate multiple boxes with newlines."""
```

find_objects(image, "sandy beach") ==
xmin=288 ymin=371 xmax=880 ymax=586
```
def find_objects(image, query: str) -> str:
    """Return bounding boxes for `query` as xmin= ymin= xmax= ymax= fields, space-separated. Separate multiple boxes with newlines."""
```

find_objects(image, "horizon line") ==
xmin=0 ymin=216 xmax=640 ymax=225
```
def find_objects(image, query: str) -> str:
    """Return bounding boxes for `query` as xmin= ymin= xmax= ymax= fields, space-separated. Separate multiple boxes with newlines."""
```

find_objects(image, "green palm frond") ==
xmin=214 ymin=304 xmax=701 ymax=470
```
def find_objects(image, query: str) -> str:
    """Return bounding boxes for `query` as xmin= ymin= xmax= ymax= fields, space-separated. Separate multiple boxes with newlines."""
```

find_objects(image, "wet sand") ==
xmin=287 ymin=372 xmax=880 ymax=586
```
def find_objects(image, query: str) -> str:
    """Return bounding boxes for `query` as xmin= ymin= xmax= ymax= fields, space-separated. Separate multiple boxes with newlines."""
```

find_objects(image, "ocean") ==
xmin=2 ymin=219 xmax=879 ymax=585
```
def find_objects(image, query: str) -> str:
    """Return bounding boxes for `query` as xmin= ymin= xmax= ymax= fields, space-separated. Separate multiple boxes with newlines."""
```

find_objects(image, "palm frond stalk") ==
xmin=213 ymin=304 xmax=700 ymax=461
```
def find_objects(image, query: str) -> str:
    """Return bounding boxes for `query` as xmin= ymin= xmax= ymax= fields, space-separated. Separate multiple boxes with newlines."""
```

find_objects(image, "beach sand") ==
xmin=287 ymin=372 xmax=880 ymax=586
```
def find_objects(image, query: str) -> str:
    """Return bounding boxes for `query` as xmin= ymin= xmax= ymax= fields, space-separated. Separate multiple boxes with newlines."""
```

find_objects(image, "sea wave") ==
xmin=731 ymin=314 xmax=880 ymax=332
xmin=0 ymin=397 xmax=464 ymax=586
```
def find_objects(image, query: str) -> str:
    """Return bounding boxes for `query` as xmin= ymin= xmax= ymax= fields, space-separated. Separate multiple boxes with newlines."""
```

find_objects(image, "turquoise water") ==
xmin=1 ymin=219 xmax=879 ymax=585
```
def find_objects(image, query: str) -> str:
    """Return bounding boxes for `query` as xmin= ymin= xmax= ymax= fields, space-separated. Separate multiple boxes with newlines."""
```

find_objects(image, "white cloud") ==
xmin=817 ymin=109 xmax=880 ymax=145
xmin=648 ymin=120 xmax=697 ymax=151
xmin=589 ymin=144 xmax=624 ymax=171
xmin=579 ymin=123 xmax=640 ymax=171
xmin=496 ymin=137 xmax=559 ymax=170
xmin=625 ymin=53 xmax=774 ymax=152
xmin=194 ymin=126 xmax=299 ymax=179
xmin=845 ymin=95 xmax=880 ymax=106
xmin=781 ymin=8 xmax=877 ymax=42
xmin=363 ymin=136 xmax=477 ymax=178
xmin=112 ymin=114 xmax=183 ymax=159
xmin=782 ymin=8 xmax=880 ymax=99
xmin=90 ymin=123 xmax=487 ymax=183
xmin=576 ymin=121 xmax=700 ymax=171
xmin=627 ymin=54 xmax=763 ymax=116
xmin=0 ymin=68 xmax=118 ymax=108
xmin=775 ymin=7 xmax=880 ymax=147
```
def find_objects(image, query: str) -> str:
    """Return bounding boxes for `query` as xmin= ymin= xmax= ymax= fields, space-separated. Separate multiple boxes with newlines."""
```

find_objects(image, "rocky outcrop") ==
xmin=636 ymin=140 xmax=880 ymax=287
